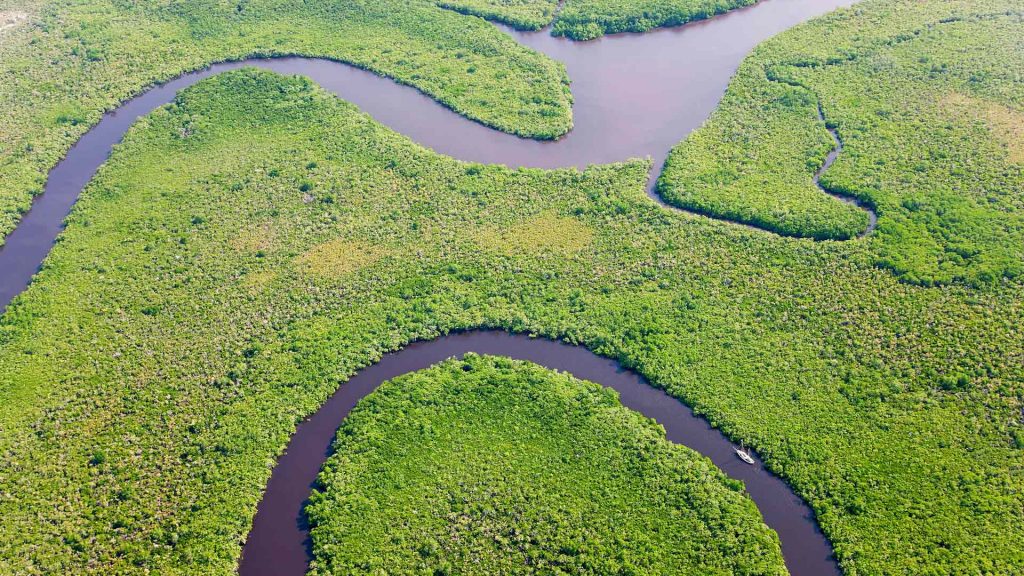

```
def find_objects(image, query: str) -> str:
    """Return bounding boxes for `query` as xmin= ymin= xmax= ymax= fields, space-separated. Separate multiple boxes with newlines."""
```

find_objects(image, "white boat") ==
xmin=735 ymin=444 xmax=755 ymax=465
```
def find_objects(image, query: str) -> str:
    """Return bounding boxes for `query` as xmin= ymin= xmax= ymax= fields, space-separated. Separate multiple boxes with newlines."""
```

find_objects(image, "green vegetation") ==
xmin=0 ymin=0 xmax=572 ymax=243
xmin=0 ymin=62 xmax=1021 ymax=575
xmin=436 ymin=0 xmax=559 ymax=30
xmin=306 ymin=355 xmax=785 ymax=575
xmin=658 ymin=2 xmax=1024 ymax=285
xmin=552 ymin=0 xmax=755 ymax=40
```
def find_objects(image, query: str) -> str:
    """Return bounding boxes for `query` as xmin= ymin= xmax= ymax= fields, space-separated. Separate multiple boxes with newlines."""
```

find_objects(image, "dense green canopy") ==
xmin=659 ymin=2 xmax=1024 ymax=285
xmin=0 ymin=0 xmax=1021 ymax=575
xmin=0 ymin=0 xmax=572 ymax=242
xmin=0 ymin=63 xmax=1019 ymax=574
xmin=307 ymin=355 xmax=786 ymax=575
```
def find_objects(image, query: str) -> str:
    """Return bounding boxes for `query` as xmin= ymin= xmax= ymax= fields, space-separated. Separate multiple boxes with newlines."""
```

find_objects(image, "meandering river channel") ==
xmin=0 ymin=0 xmax=864 ymax=574
xmin=238 ymin=331 xmax=840 ymax=576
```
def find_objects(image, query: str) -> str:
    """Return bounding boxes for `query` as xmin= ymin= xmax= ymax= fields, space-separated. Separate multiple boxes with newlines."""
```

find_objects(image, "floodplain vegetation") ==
xmin=658 ymin=0 xmax=1024 ymax=286
xmin=0 ymin=0 xmax=775 ymax=247
xmin=435 ymin=0 xmax=560 ymax=30
xmin=0 ymin=0 xmax=572 ymax=243
xmin=551 ymin=0 xmax=756 ymax=40
xmin=428 ymin=0 xmax=757 ymax=39
xmin=0 ymin=58 xmax=1020 ymax=575
xmin=306 ymin=355 xmax=786 ymax=575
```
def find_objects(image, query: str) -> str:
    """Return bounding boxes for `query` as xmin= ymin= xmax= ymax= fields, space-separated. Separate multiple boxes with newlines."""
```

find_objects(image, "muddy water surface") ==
xmin=0 ymin=2 xmax=863 ymax=574
xmin=238 ymin=332 xmax=841 ymax=576
xmin=0 ymin=0 xmax=858 ymax=314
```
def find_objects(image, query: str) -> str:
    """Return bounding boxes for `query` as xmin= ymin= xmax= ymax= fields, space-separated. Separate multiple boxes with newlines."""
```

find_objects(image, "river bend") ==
xmin=0 ymin=1 xmax=862 ymax=574
xmin=0 ymin=0 xmax=865 ymax=315
xmin=238 ymin=331 xmax=840 ymax=576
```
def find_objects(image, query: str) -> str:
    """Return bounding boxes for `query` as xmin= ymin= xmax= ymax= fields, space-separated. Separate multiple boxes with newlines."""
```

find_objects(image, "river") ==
xmin=0 ymin=1 xmax=862 ymax=574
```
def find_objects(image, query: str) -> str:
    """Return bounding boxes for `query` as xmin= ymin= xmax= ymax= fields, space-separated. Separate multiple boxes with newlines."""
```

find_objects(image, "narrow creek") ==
xmin=0 ymin=1 xmax=865 ymax=574
xmin=814 ymin=104 xmax=879 ymax=236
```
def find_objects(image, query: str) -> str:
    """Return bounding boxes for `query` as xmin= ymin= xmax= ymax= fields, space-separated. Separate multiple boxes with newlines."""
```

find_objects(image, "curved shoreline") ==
xmin=0 ymin=2 xmax=863 ymax=573
xmin=0 ymin=0 xmax=867 ymax=316
xmin=814 ymin=103 xmax=879 ymax=237
xmin=237 ymin=330 xmax=840 ymax=576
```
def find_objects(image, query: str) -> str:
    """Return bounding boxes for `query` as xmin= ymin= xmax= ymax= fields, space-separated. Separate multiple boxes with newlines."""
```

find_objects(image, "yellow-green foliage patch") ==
xmin=230 ymin=222 xmax=277 ymax=254
xmin=943 ymin=93 xmax=1024 ymax=164
xmin=238 ymin=270 xmax=278 ymax=293
xmin=475 ymin=211 xmax=593 ymax=256
xmin=295 ymin=238 xmax=384 ymax=280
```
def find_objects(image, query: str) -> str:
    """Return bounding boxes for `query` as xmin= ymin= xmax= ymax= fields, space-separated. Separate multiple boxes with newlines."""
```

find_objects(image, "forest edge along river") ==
xmin=238 ymin=331 xmax=842 ymax=576
xmin=0 ymin=0 xmax=864 ymax=574
xmin=0 ymin=0 xmax=867 ymax=315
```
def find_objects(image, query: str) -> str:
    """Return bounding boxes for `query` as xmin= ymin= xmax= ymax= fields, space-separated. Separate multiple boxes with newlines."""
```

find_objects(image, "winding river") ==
xmin=0 ymin=0 xmax=868 ymax=315
xmin=238 ymin=331 xmax=840 ymax=576
xmin=0 ymin=0 xmax=864 ymax=574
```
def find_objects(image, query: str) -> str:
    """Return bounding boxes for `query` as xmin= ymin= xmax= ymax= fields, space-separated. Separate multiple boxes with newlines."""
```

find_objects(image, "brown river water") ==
xmin=238 ymin=331 xmax=841 ymax=576
xmin=0 ymin=0 xmax=863 ymax=574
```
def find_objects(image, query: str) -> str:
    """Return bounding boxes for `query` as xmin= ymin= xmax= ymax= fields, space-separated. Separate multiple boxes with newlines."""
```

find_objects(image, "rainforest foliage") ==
xmin=0 ymin=0 xmax=572 ymax=243
xmin=552 ymin=0 xmax=756 ymax=40
xmin=0 ymin=67 xmax=1021 ymax=575
xmin=438 ymin=0 xmax=757 ymax=40
xmin=435 ymin=0 xmax=559 ymax=30
xmin=658 ymin=2 xmax=1024 ymax=286
xmin=306 ymin=355 xmax=786 ymax=575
